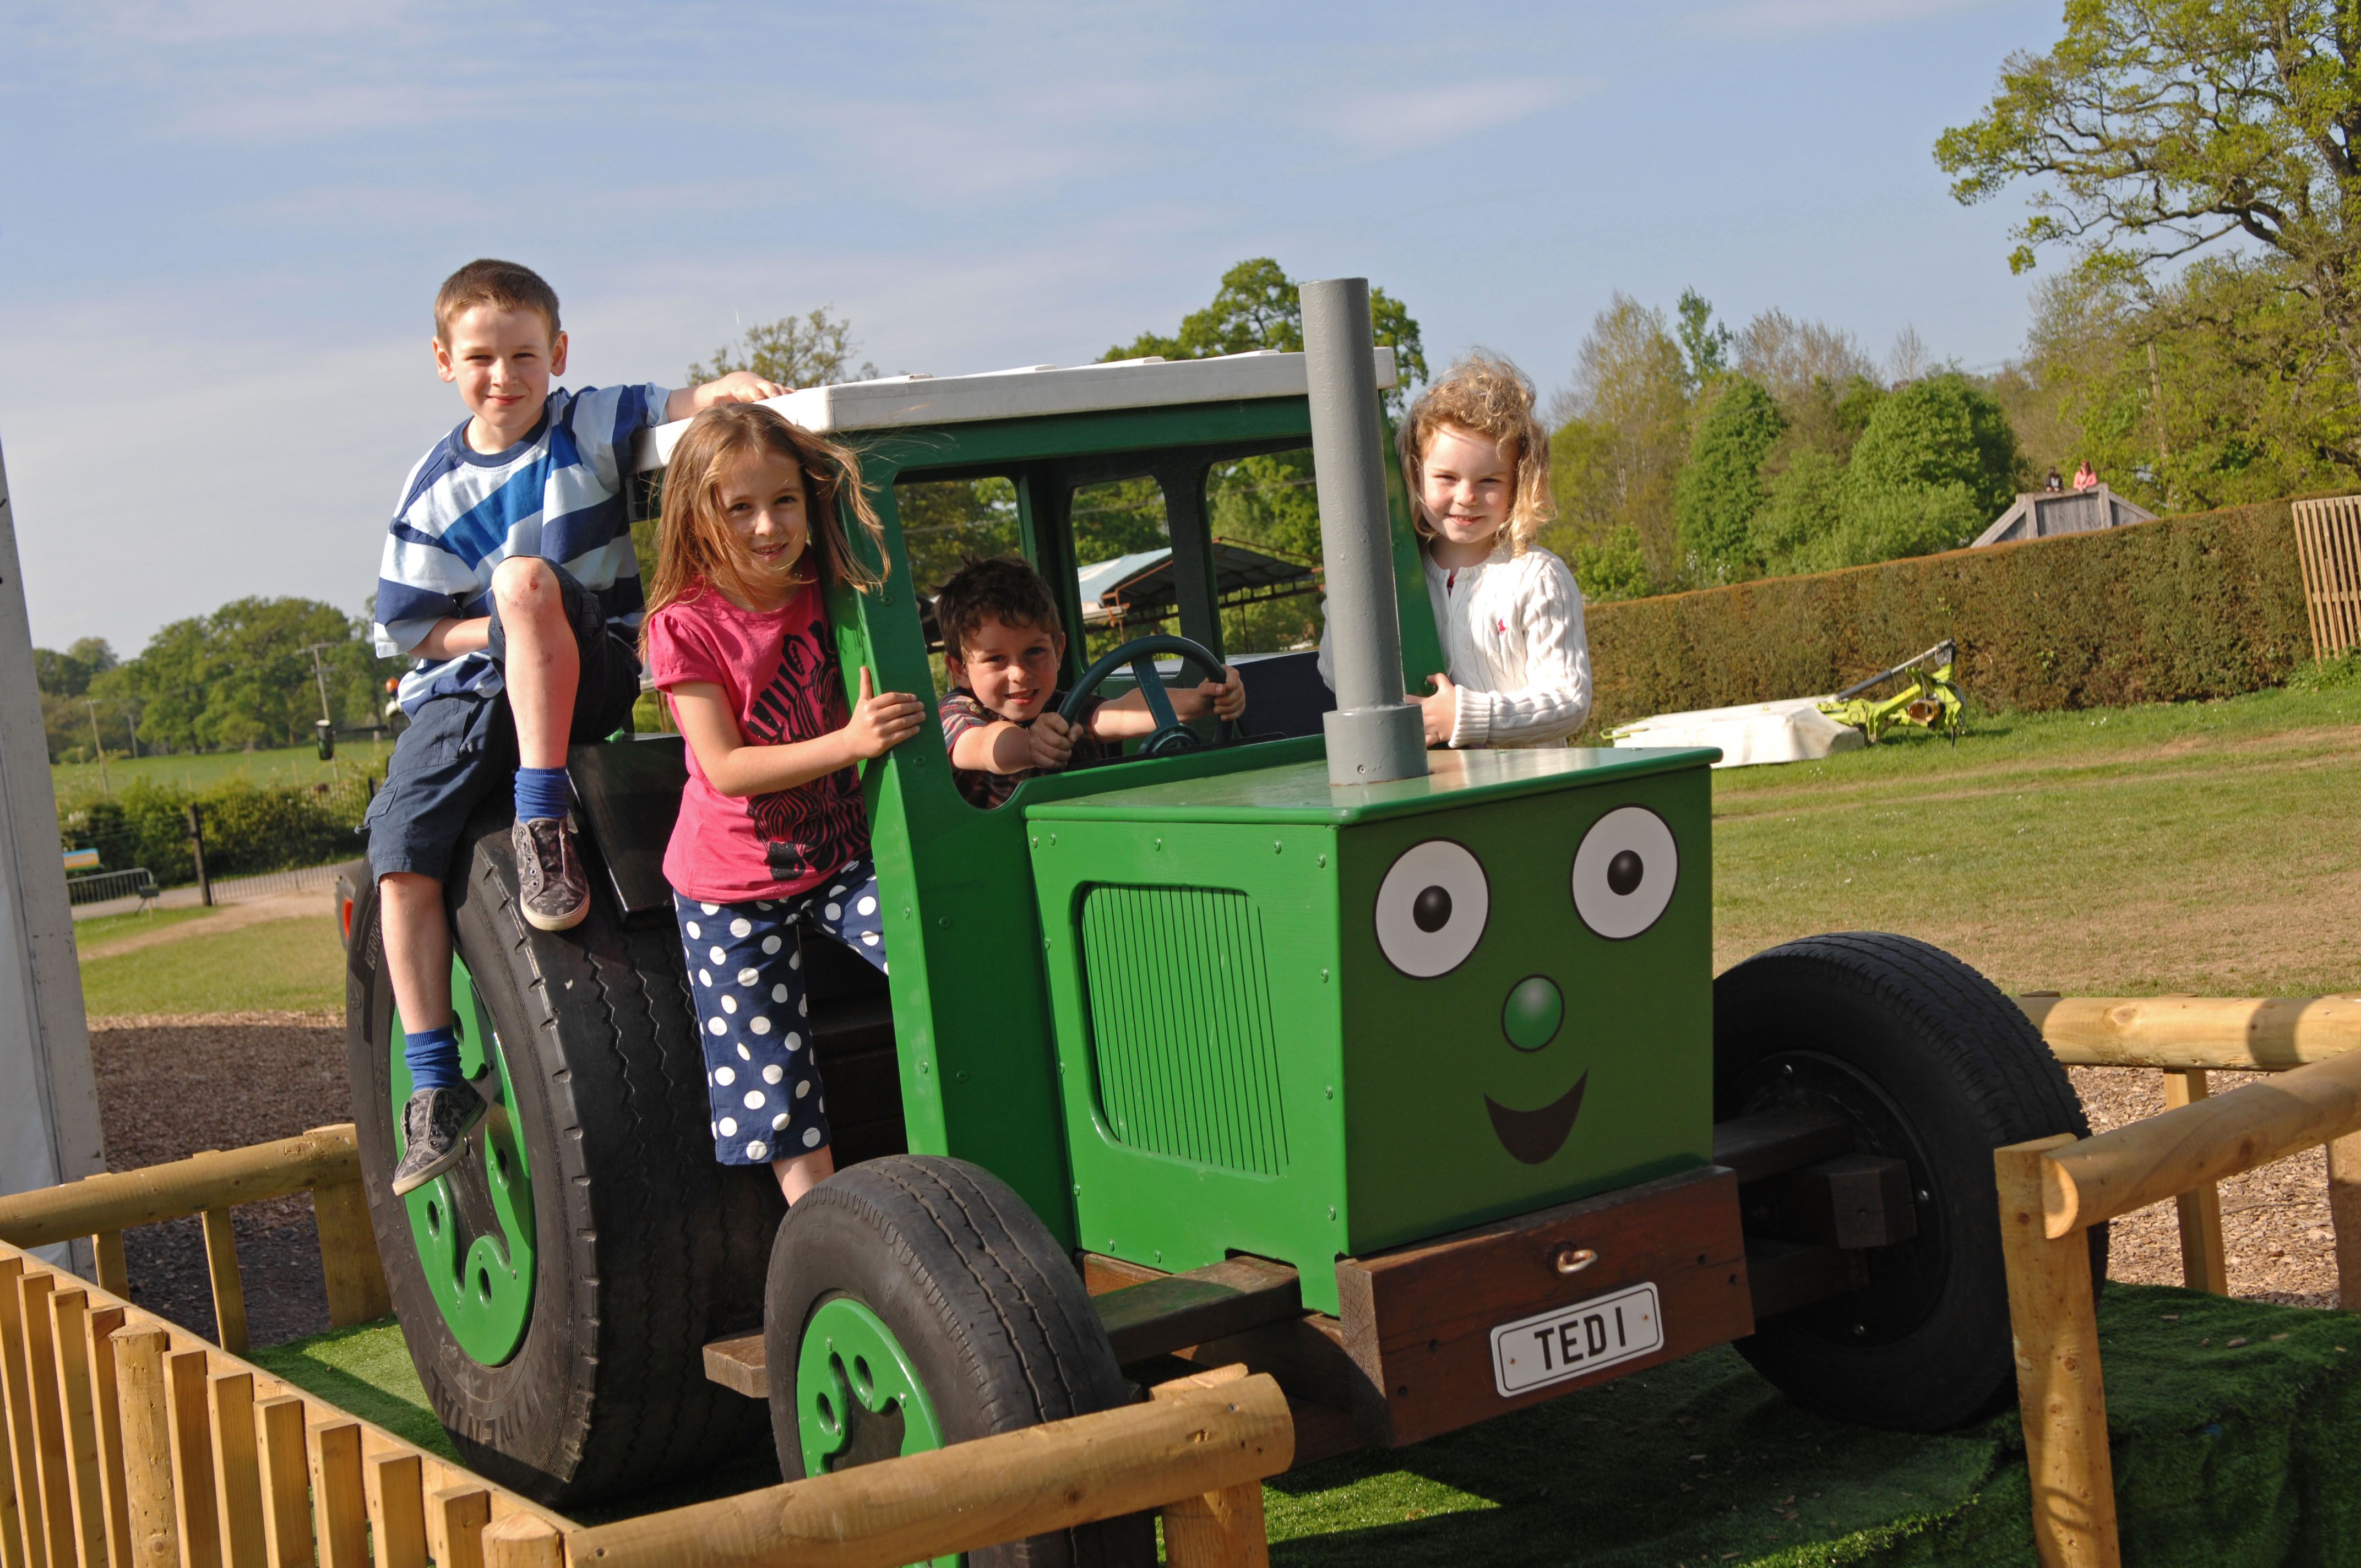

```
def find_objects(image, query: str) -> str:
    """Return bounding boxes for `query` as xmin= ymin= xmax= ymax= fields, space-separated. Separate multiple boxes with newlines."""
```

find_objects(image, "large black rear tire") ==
xmin=347 ymin=800 xmax=781 ymax=1506
xmin=1715 ymin=932 xmax=2104 ymax=1431
xmin=766 ymin=1156 xmax=1151 ymax=1567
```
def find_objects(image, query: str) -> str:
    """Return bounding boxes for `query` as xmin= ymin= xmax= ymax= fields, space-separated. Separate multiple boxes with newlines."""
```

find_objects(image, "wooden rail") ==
xmin=0 ymin=1125 xmax=389 ymax=1353
xmin=0 ymin=1237 xmax=565 ymax=1568
xmin=1995 ymin=1040 xmax=2361 ymax=1567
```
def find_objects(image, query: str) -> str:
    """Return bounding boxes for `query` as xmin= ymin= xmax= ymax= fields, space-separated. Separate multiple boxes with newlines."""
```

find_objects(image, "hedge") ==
xmin=62 ymin=776 xmax=373 ymax=888
xmin=1581 ymin=498 xmax=2314 ymax=734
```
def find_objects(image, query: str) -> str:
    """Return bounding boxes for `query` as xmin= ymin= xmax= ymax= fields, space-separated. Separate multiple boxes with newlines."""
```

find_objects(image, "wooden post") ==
xmin=0 ymin=1358 xmax=22 ymax=1568
xmin=303 ymin=1182 xmax=388 ymax=1330
xmin=1997 ymin=1139 xmax=2119 ymax=1568
xmin=0 ymin=1259 xmax=51 ymax=1568
xmin=162 ymin=1351 xmax=221 ymax=1568
xmin=1149 ymin=1363 xmax=1268 ymax=1568
xmin=301 ymin=1425 xmax=363 ymax=1568
xmin=15 ymin=1275 xmax=75 ymax=1568
xmin=426 ymin=1489 xmax=489 ymax=1568
xmin=108 ymin=1329 xmax=176 ymax=1568
xmin=89 ymin=1240 xmax=126 ymax=1304
xmin=2161 ymin=1071 xmax=2230 ymax=1294
xmin=43 ymin=1289 xmax=107 ymax=1568
xmin=479 ymin=1515 xmax=561 ymax=1568
xmin=249 ymin=1401 xmax=308 ymax=1568
xmin=363 ymin=1456 xmax=425 ymax=1568
xmin=83 ymin=1309 xmax=130 ymax=1568
xmin=2326 ymin=1130 xmax=2361 ymax=1311
xmin=197 ymin=1215 xmax=246 ymax=1357
xmin=206 ymin=1375 xmax=265 ymax=1568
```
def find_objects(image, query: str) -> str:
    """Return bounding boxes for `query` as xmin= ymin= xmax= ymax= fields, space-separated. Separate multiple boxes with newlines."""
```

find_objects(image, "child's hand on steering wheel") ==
xmin=1027 ymin=711 xmax=1077 ymax=770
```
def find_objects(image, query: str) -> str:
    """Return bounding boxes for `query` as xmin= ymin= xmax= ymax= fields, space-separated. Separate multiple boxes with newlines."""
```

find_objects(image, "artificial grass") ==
xmin=78 ymin=913 xmax=344 ymax=1014
xmin=253 ymin=1285 xmax=2361 ymax=1563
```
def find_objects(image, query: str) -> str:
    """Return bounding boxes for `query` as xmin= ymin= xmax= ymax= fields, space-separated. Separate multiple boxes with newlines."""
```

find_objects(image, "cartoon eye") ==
xmin=1375 ymin=839 xmax=1489 ymax=978
xmin=1571 ymin=806 xmax=1678 ymax=940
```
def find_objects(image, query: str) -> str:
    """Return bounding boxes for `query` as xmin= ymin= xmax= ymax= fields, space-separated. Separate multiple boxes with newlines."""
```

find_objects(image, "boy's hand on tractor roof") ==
xmin=843 ymin=667 xmax=926 ymax=759
xmin=1027 ymin=710 xmax=1076 ymax=771
xmin=670 ymin=371 xmax=791 ymax=420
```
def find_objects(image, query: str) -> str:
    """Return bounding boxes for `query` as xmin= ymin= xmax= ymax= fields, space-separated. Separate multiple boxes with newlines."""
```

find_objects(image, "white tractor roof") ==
xmin=629 ymin=346 xmax=1397 ymax=473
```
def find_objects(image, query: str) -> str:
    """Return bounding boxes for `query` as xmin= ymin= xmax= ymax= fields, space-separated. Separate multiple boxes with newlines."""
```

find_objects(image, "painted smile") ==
xmin=1483 ymin=1072 xmax=1588 ymax=1166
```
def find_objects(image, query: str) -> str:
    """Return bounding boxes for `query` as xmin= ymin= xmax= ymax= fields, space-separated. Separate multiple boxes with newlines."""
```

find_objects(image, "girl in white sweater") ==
xmin=1323 ymin=352 xmax=1593 ymax=747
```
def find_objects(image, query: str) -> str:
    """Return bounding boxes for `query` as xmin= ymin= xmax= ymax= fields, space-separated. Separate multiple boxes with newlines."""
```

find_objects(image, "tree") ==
xmin=1674 ymin=377 xmax=1786 ymax=578
xmin=689 ymin=307 xmax=879 ymax=388
xmin=1549 ymin=294 xmax=1690 ymax=582
xmin=111 ymin=598 xmax=385 ymax=754
xmin=1937 ymin=0 xmax=2361 ymax=428
xmin=1845 ymin=372 xmax=2020 ymax=521
xmin=1675 ymin=288 xmax=1734 ymax=391
xmin=1105 ymin=258 xmax=1429 ymax=411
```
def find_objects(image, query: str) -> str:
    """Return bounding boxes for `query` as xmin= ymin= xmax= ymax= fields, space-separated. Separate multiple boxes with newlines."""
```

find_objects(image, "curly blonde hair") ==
xmin=1395 ymin=350 xmax=1555 ymax=555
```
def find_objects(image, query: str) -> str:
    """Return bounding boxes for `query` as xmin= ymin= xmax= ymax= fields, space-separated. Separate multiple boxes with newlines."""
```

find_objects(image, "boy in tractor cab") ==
xmin=933 ymin=555 xmax=1246 ymax=808
xmin=367 ymin=258 xmax=786 ymax=1197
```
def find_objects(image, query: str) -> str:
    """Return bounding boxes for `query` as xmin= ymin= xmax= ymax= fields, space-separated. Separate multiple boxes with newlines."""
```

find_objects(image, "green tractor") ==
xmin=343 ymin=282 xmax=2096 ymax=1561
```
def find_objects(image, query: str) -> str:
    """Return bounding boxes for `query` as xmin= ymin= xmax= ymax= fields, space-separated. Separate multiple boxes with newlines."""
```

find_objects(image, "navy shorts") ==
xmin=364 ymin=563 xmax=642 ymax=884
xmin=676 ymin=858 xmax=888 ymax=1165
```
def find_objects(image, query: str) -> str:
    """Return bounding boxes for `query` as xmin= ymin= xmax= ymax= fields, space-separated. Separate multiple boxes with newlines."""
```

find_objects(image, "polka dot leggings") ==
xmin=674 ymin=859 xmax=887 ymax=1166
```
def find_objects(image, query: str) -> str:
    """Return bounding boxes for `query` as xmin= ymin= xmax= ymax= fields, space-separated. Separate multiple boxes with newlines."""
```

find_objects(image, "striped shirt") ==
xmin=373 ymin=384 xmax=667 ymax=713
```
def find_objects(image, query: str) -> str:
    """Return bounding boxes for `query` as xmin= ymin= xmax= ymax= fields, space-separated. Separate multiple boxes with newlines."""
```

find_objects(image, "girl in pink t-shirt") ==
xmin=643 ymin=404 xmax=926 ymax=1201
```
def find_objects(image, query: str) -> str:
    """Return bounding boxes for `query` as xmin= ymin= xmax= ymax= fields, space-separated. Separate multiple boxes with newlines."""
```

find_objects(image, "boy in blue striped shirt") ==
xmin=368 ymin=258 xmax=785 ymax=1196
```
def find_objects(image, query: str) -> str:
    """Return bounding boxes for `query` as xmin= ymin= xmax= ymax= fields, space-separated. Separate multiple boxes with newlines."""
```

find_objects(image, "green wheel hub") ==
xmin=796 ymin=1296 xmax=952 ymax=1566
xmin=390 ymin=955 xmax=536 ymax=1365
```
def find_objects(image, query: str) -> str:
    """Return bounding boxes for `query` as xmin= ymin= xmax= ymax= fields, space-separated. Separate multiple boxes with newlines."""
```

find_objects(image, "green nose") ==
xmin=1502 ymin=976 xmax=1564 ymax=1052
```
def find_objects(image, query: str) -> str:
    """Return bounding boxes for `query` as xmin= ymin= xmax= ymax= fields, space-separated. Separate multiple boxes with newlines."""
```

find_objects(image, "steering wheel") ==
xmin=1056 ymin=634 xmax=1237 ymax=759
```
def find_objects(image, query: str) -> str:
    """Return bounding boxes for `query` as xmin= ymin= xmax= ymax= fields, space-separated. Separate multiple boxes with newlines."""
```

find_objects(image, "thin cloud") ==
xmin=1687 ymin=0 xmax=2001 ymax=40
xmin=1328 ymin=77 xmax=1587 ymax=156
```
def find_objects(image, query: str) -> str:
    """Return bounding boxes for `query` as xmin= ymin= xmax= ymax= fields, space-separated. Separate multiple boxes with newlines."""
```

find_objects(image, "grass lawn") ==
xmin=1709 ymin=682 xmax=2361 ymax=998
xmin=52 ymin=738 xmax=394 ymax=807
xmin=70 ymin=905 xmax=217 ymax=946
xmin=79 ymin=913 xmax=342 ymax=1016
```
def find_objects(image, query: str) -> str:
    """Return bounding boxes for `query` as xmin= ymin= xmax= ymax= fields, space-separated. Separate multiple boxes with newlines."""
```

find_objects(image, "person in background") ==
xmin=2044 ymin=467 xmax=2064 ymax=492
xmin=2072 ymin=460 xmax=2099 ymax=491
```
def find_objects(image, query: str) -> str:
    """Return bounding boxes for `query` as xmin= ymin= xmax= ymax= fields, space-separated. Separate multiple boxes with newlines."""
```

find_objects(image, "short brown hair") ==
xmin=1396 ymin=350 xmax=1556 ymax=554
xmin=642 ymin=404 xmax=886 ymax=656
xmin=935 ymin=556 xmax=1062 ymax=662
xmin=434 ymin=259 xmax=561 ymax=344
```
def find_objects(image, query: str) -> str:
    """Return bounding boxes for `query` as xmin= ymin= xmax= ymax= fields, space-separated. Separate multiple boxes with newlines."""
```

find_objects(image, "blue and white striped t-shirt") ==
xmin=373 ymin=383 xmax=668 ymax=714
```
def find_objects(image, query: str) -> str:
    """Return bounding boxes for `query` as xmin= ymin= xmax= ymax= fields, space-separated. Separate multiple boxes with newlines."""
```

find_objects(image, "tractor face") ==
xmin=1029 ymin=747 xmax=1713 ymax=1314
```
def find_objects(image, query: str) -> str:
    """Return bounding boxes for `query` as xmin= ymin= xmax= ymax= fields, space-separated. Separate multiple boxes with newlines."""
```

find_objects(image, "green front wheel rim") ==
xmin=797 ymin=1295 xmax=954 ymax=1567
xmin=390 ymin=954 xmax=537 ymax=1365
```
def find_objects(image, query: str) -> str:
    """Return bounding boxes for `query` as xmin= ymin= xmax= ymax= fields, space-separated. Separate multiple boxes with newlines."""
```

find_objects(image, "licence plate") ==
xmin=1489 ymin=1282 xmax=1663 ymax=1397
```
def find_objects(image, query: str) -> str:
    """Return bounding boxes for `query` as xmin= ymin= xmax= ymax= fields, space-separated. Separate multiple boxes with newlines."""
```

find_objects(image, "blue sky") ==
xmin=0 ymin=0 xmax=2066 ymax=654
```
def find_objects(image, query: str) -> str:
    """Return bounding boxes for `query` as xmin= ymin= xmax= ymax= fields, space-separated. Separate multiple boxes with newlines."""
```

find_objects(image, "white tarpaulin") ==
xmin=0 ymin=433 xmax=105 ymax=1267
xmin=1610 ymin=697 xmax=1866 ymax=769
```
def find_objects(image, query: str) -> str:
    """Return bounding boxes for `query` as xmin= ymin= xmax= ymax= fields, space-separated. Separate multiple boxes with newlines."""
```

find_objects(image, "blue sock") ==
xmin=405 ymin=1025 xmax=464 ymax=1093
xmin=514 ymin=766 xmax=570 ymax=823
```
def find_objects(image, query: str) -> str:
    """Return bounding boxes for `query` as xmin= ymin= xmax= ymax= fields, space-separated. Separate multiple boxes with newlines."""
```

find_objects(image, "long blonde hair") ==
xmin=1395 ymin=350 xmax=1556 ymax=556
xmin=644 ymin=404 xmax=886 ymax=649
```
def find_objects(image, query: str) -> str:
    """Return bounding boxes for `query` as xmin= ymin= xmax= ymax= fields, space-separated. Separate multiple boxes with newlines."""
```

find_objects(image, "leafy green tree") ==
xmin=112 ymin=598 xmax=384 ymax=753
xmin=689 ymin=307 xmax=879 ymax=388
xmin=1673 ymin=378 xmax=1786 ymax=578
xmin=1549 ymin=293 xmax=1690 ymax=582
xmin=1560 ymin=525 xmax=1656 ymax=604
xmin=1845 ymin=373 xmax=2020 ymax=522
xmin=1105 ymin=258 xmax=1429 ymax=411
xmin=1937 ymin=0 xmax=2361 ymax=428
xmin=1749 ymin=448 xmax=1850 ymax=573
xmin=1675 ymin=288 xmax=1734 ymax=391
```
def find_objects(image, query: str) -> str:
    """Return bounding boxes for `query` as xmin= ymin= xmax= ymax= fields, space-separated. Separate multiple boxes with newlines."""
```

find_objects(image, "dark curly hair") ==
xmin=934 ymin=555 xmax=1063 ymax=661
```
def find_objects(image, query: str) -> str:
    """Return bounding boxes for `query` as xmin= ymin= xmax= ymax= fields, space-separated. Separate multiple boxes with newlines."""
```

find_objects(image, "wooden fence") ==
xmin=2292 ymin=496 xmax=2361 ymax=658
xmin=0 ymin=1125 xmax=389 ymax=1355
xmin=2002 ymin=994 xmax=2361 ymax=1567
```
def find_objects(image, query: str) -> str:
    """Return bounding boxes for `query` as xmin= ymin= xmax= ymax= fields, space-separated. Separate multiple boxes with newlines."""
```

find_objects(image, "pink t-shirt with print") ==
xmin=645 ymin=579 xmax=869 ymax=903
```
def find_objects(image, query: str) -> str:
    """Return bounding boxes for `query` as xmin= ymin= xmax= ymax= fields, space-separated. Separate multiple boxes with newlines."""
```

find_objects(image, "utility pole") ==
xmin=303 ymin=642 xmax=339 ymax=765
xmin=82 ymin=698 xmax=107 ymax=792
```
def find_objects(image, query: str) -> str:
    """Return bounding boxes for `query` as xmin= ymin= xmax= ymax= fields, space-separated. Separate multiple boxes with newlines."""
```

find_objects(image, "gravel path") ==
xmin=84 ymin=1015 xmax=2345 ymax=1351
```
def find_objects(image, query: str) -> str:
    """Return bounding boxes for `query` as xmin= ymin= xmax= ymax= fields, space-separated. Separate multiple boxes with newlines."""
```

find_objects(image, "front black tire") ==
xmin=766 ymin=1156 xmax=1150 ymax=1567
xmin=1715 ymin=932 xmax=2104 ymax=1431
xmin=347 ymin=800 xmax=781 ymax=1505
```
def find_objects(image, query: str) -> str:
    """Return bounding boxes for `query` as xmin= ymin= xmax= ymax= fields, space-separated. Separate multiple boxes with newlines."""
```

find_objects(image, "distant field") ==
xmin=52 ymin=739 xmax=395 ymax=807
xmin=79 ymin=914 xmax=342 ymax=1016
xmin=1710 ymin=681 xmax=2361 ymax=997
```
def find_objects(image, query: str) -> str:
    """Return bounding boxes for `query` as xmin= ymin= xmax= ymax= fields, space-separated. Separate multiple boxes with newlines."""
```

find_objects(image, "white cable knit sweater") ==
xmin=1319 ymin=539 xmax=1594 ymax=748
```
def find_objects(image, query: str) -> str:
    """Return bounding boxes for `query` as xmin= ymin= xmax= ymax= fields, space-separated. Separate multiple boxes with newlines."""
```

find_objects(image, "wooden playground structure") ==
xmin=0 ymin=992 xmax=2358 ymax=1568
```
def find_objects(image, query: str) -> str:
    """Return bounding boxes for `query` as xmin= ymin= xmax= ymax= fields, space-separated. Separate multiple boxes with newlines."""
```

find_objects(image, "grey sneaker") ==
xmin=514 ymin=814 xmax=589 ymax=932
xmin=391 ymin=1086 xmax=485 ymax=1197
